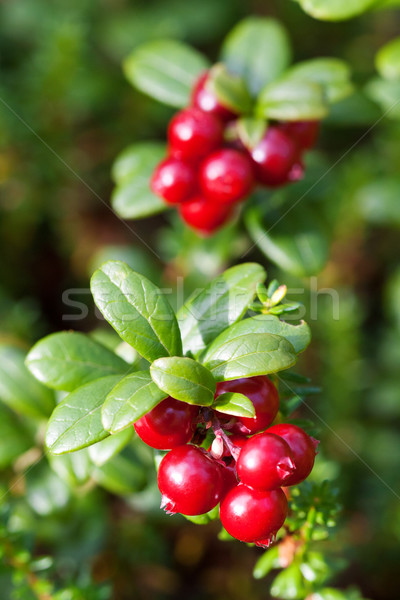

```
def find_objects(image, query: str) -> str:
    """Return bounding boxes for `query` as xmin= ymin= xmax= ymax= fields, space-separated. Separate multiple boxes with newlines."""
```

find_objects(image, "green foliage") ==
xmin=256 ymin=79 xmax=328 ymax=121
xmin=292 ymin=0 xmax=378 ymax=21
xmin=150 ymin=357 xmax=216 ymax=406
xmin=211 ymin=392 xmax=256 ymax=417
xmin=376 ymin=37 xmax=400 ymax=80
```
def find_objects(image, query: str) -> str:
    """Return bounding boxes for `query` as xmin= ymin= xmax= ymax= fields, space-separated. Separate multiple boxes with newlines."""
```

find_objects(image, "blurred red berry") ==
xmin=250 ymin=126 xmax=298 ymax=187
xmin=168 ymin=107 xmax=223 ymax=162
xmin=179 ymin=194 xmax=232 ymax=234
xmin=200 ymin=149 xmax=254 ymax=205
xmin=191 ymin=71 xmax=237 ymax=121
xmin=151 ymin=157 xmax=196 ymax=204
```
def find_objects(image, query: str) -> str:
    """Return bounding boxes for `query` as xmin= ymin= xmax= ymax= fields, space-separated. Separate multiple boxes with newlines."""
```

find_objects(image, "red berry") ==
xmin=220 ymin=484 xmax=288 ymax=545
xmin=134 ymin=397 xmax=197 ymax=450
xmin=278 ymin=120 xmax=319 ymax=150
xmin=219 ymin=461 xmax=238 ymax=499
xmin=168 ymin=108 xmax=223 ymax=162
xmin=158 ymin=445 xmax=223 ymax=515
xmin=200 ymin=149 xmax=254 ymax=205
xmin=250 ymin=126 xmax=298 ymax=187
xmin=267 ymin=424 xmax=319 ymax=485
xmin=150 ymin=157 xmax=196 ymax=204
xmin=215 ymin=376 xmax=279 ymax=434
xmin=179 ymin=194 xmax=232 ymax=234
xmin=237 ymin=432 xmax=295 ymax=490
xmin=191 ymin=71 xmax=237 ymax=121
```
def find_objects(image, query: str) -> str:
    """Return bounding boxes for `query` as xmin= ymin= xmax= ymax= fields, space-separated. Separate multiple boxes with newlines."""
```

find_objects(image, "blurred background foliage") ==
xmin=1 ymin=0 xmax=400 ymax=598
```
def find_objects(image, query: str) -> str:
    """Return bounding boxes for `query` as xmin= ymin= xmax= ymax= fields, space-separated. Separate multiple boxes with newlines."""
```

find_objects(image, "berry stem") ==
xmin=211 ymin=415 xmax=242 ymax=461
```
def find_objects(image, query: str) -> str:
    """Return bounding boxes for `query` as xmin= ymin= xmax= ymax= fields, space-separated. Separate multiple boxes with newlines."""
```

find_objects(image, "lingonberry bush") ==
xmin=111 ymin=16 xmax=353 ymax=241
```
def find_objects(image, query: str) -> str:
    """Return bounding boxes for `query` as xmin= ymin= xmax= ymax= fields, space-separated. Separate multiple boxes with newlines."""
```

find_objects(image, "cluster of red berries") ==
xmin=134 ymin=375 xmax=319 ymax=547
xmin=150 ymin=69 xmax=319 ymax=235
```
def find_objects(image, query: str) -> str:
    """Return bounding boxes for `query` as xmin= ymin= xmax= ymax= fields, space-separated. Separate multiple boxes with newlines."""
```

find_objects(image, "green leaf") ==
xmin=236 ymin=117 xmax=268 ymax=150
xmin=91 ymin=260 xmax=182 ymax=362
xmin=123 ymin=39 xmax=209 ymax=107
xmin=208 ymin=64 xmax=252 ymax=114
xmin=376 ymin=36 xmax=400 ymax=80
xmin=365 ymin=77 xmax=400 ymax=120
xmin=212 ymin=392 xmax=255 ymax=417
xmin=0 ymin=344 xmax=55 ymax=419
xmin=257 ymin=78 xmax=329 ymax=121
xmin=221 ymin=17 xmax=292 ymax=96
xmin=271 ymin=561 xmax=306 ymax=599
xmin=185 ymin=505 xmax=219 ymax=525
xmin=253 ymin=546 xmax=280 ymax=579
xmin=88 ymin=428 xmax=134 ymax=466
xmin=203 ymin=315 xmax=310 ymax=355
xmin=245 ymin=204 xmax=329 ymax=277
xmin=48 ymin=449 xmax=93 ymax=487
xmin=92 ymin=451 xmax=147 ymax=494
xmin=45 ymin=375 xmax=121 ymax=455
xmin=285 ymin=58 xmax=353 ymax=103
xmin=102 ymin=370 xmax=167 ymax=433
xmin=295 ymin=0 xmax=376 ymax=21
xmin=111 ymin=142 xmax=168 ymax=219
xmin=25 ymin=332 xmax=129 ymax=392
xmin=0 ymin=406 xmax=32 ymax=468
xmin=150 ymin=357 xmax=215 ymax=406
xmin=202 ymin=333 xmax=297 ymax=381
xmin=177 ymin=263 xmax=266 ymax=356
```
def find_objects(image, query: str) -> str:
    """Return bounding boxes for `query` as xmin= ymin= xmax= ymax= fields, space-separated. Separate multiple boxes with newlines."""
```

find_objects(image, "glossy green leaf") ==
xmin=150 ymin=357 xmax=215 ymax=406
xmin=295 ymin=0 xmax=376 ymax=21
xmin=177 ymin=263 xmax=266 ymax=356
xmin=123 ymin=39 xmax=209 ymax=107
xmin=26 ymin=331 xmax=129 ymax=392
xmin=245 ymin=204 xmax=329 ymax=278
xmin=0 ymin=406 xmax=32 ymax=468
xmin=111 ymin=142 xmax=167 ymax=219
xmin=257 ymin=78 xmax=329 ymax=121
xmin=285 ymin=58 xmax=353 ymax=103
xmin=0 ymin=344 xmax=54 ymax=419
xmin=208 ymin=64 xmax=252 ymax=113
xmin=88 ymin=428 xmax=134 ymax=466
xmin=45 ymin=375 xmax=121 ymax=455
xmin=203 ymin=315 xmax=310 ymax=356
xmin=91 ymin=260 xmax=182 ymax=362
xmin=48 ymin=449 xmax=93 ymax=487
xmin=376 ymin=37 xmax=400 ymax=81
xmin=212 ymin=392 xmax=255 ymax=417
xmin=221 ymin=17 xmax=292 ymax=96
xmin=202 ymin=333 xmax=297 ymax=381
xmin=102 ymin=370 xmax=167 ymax=433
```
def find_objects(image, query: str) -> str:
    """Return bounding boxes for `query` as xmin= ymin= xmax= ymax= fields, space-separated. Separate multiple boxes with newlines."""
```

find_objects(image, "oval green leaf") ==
xmin=123 ymin=39 xmax=209 ymax=107
xmin=45 ymin=375 xmax=121 ymax=455
xmin=257 ymin=78 xmax=329 ymax=121
xmin=102 ymin=370 xmax=168 ymax=433
xmin=296 ymin=0 xmax=376 ymax=21
xmin=285 ymin=58 xmax=353 ymax=103
xmin=150 ymin=357 xmax=216 ymax=406
xmin=212 ymin=392 xmax=255 ymax=418
xmin=26 ymin=331 xmax=130 ymax=392
xmin=91 ymin=260 xmax=182 ymax=362
xmin=202 ymin=333 xmax=296 ymax=381
xmin=376 ymin=37 xmax=400 ymax=81
xmin=208 ymin=64 xmax=252 ymax=114
xmin=177 ymin=262 xmax=266 ymax=356
xmin=0 ymin=344 xmax=55 ymax=419
xmin=221 ymin=17 xmax=292 ymax=96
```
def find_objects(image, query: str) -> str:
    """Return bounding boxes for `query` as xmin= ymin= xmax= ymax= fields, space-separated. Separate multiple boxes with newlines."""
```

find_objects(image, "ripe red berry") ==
xmin=158 ymin=445 xmax=223 ymax=515
xmin=150 ymin=157 xmax=196 ymax=204
xmin=250 ymin=126 xmax=298 ymax=187
xmin=237 ymin=432 xmax=295 ymax=490
xmin=134 ymin=397 xmax=197 ymax=450
xmin=219 ymin=461 xmax=238 ymax=499
xmin=220 ymin=484 xmax=288 ymax=545
xmin=191 ymin=71 xmax=237 ymax=121
xmin=168 ymin=107 xmax=223 ymax=162
xmin=278 ymin=120 xmax=320 ymax=150
xmin=267 ymin=424 xmax=319 ymax=486
xmin=179 ymin=194 xmax=232 ymax=234
xmin=199 ymin=149 xmax=254 ymax=205
xmin=215 ymin=376 xmax=279 ymax=435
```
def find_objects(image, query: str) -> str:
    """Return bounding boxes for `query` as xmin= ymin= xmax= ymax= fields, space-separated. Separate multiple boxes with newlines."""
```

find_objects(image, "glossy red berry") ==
xmin=179 ymin=194 xmax=232 ymax=234
xmin=191 ymin=71 xmax=237 ymax=121
xmin=158 ymin=445 xmax=223 ymax=515
xmin=134 ymin=397 xmax=197 ymax=450
xmin=199 ymin=149 xmax=254 ymax=205
xmin=267 ymin=424 xmax=319 ymax=485
xmin=278 ymin=120 xmax=320 ymax=150
xmin=237 ymin=432 xmax=295 ymax=490
xmin=220 ymin=484 xmax=288 ymax=545
xmin=168 ymin=107 xmax=223 ymax=162
xmin=150 ymin=157 xmax=196 ymax=204
xmin=215 ymin=376 xmax=279 ymax=434
xmin=250 ymin=126 xmax=298 ymax=187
